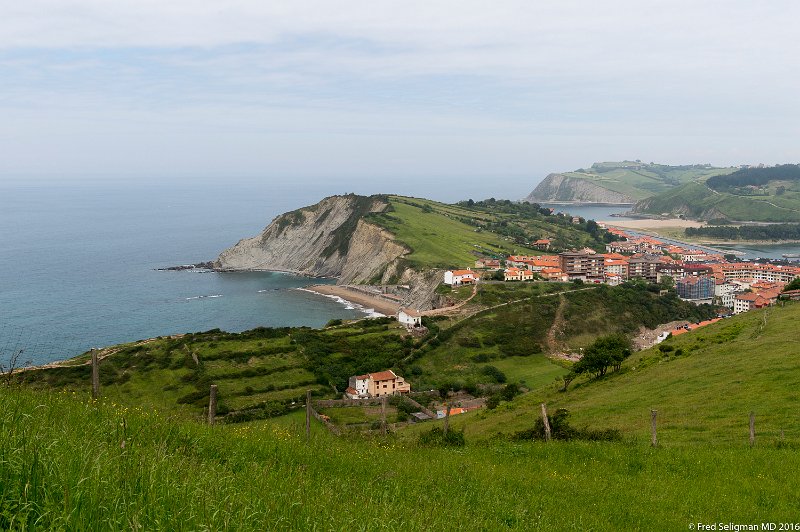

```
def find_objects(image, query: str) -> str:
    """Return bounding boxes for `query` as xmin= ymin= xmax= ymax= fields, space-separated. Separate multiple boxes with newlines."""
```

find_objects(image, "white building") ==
xmin=398 ymin=308 xmax=423 ymax=327
xmin=714 ymin=282 xmax=740 ymax=309
xmin=444 ymin=269 xmax=478 ymax=286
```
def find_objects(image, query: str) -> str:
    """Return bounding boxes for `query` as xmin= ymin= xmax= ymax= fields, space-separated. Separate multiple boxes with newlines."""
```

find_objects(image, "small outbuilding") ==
xmin=398 ymin=308 xmax=423 ymax=327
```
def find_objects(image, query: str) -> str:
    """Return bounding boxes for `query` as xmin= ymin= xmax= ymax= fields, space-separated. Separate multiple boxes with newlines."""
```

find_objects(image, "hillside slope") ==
xmin=15 ymin=284 xmax=716 ymax=423
xmin=447 ymin=301 xmax=800 ymax=445
xmin=525 ymin=161 xmax=734 ymax=204
xmin=4 ymin=387 xmax=799 ymax=529
xmin=633 ymin=164 xmax=800 ymax=222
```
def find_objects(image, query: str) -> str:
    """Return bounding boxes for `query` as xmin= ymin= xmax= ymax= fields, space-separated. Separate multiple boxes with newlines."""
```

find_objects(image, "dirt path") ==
xmin=545 ymin=294 xmax=567 ymax=353
xmin=421 ymin=283 xmax=479 ymax=316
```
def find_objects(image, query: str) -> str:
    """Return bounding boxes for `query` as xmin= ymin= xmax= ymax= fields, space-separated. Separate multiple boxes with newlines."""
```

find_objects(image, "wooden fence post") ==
xmin=208 ymin=385 xmax=217 ymax=425
xmin=444 ymin=404 xmax=451 ymax=435
xmin=381 ymin=395 xmax=387 ymax=435
xmin=306 ymin=390 xmax=312 ymax=440
xmin=650 ymin=410 xmax=658 ymax=447
xmin=91 ymin=350 xmax=100 ymax=400
xmin=541 ymin=403 xmax=551 ymax=442
xmin=749 ymin=411 xmax=755 ymax=447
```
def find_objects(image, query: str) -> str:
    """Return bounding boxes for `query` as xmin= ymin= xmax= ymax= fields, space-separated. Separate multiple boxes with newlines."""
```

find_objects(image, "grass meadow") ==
xmin=2 ymin=386 xmax=800 ymax=530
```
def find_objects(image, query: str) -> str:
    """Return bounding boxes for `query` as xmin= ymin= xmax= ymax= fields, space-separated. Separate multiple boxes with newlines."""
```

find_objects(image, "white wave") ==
xmin=185 ymin=294 xmax=223 ymax=300
xmin=293 ymin=288 xmax=386 ymax=317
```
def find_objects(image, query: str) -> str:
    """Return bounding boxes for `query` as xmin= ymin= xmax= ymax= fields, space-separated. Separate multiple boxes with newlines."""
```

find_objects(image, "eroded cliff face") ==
xmin=213 ymin=195 xmax=409 ymax=284
xmin=525 ymin=173 xmax=634 ymax=204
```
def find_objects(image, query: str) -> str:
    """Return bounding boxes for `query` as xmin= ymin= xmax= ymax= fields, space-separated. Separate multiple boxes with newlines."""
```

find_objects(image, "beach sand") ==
xmin=305 ymin=284 xmax=401 ymax=317
xmin=600 ymin=218 xmax=706 ymax=230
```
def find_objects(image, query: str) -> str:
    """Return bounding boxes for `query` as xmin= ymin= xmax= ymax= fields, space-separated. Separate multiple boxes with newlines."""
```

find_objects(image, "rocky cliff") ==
xmin=214 ymin=195 xmax=410 ymax=285
xmin=525 ymin=173 xmax=634 ymax=204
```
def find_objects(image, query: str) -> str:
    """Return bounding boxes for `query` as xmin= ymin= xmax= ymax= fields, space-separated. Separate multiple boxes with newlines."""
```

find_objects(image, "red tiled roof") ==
xmin=369 ymin=370 xmax=398 ymax=381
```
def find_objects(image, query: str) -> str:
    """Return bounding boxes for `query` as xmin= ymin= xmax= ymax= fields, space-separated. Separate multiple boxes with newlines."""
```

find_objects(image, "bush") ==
xmin=418 ymin=427 xmax=466 ymax=447
xmin=481 ymin=365 xmax=507 ymax=384
xmin=325 ymin=319 xmax=343 ymax=327
xmin=486 ymin=395 xmax=500 ymax=410
xmin=500 ymin=383 xmax=521 ymax=401
xmin=471 ymin=353 xmax=491 ymax=363
xmin=457 ymin=336 xmax=481 ymax=348
xmin=658 ymin=344 xmax=674 ymax=353
xmin=513 ymin=409 xmax=621 ymax=442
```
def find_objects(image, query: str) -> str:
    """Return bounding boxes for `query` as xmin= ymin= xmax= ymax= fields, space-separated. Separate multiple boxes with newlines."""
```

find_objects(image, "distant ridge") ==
xmin=524 ymin=161 xmax=735 ymax=204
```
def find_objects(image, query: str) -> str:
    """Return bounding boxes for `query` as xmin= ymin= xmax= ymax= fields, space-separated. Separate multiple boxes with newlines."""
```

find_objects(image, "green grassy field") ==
xmin=2 ymin=386 xmax=800 ymax=530
xmin=366 ymin=195 xmax=608 ymax=270
xmin=371 ymin=197 xmax=533 ymax=269
xmin=444 ymin=302 xmax=800 ymax=447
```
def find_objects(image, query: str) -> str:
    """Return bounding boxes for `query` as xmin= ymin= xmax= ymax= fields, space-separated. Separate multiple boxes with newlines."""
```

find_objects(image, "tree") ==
xmin=573 ymin=334 xmax=632 ymax=377
xmin=784 ymin=277 xmax=800 ymax=292
xmin=561 ymin=371 xmax=577 ymax=392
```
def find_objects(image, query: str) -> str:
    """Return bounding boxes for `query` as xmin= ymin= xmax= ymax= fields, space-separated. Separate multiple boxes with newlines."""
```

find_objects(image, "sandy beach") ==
xmin=600 ymin=218 xmax=706 ymax=230
xmin=305 ymin=284 xmax=401 ymax=317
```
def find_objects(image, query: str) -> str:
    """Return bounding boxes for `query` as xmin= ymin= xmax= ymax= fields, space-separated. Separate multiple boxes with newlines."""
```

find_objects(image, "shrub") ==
xmin=486 ymin=395 xmax=501 ymax=410
xmin=457 ymin=336 xmax=481 ymax=348
xmin=513 ymin=409 xmax=621 ymax=442
xmin=500 ymin=383 xmax=520 ymax=401
xmin=418 ymin=427 xmax=466 ymax=447
xmin=481 ymin=365 xmax=507 ymax=384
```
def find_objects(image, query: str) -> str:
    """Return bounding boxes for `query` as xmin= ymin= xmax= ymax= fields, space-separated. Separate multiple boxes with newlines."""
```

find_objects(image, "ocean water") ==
xmin=0 ymin=182 xmax=371 ymax=365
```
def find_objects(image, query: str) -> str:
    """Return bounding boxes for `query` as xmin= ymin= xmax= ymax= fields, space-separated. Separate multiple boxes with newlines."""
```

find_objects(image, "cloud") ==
xmin=1 ymin=1 xmax=799 ymax=186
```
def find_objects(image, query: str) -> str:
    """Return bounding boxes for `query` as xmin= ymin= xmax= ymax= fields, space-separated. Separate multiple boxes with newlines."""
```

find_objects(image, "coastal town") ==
xmin=453 ymin=225 xmax=800 ymax=315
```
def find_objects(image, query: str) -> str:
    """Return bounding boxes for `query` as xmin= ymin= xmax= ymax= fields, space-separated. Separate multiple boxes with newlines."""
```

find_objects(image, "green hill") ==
xmin=436 ymin=301 xmax=800 ymax=446
xmin=525 ymin=161 xmax=734 ymax=203
xmin=633 ymin=165 xmax=800 ymax=222
xmin=370 ymin=195 xmax=613 ymax=269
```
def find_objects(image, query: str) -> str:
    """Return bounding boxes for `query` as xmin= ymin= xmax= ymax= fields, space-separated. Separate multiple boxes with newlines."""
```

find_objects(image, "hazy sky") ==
xmin=1 ymin=1 xmax=798 ymax=198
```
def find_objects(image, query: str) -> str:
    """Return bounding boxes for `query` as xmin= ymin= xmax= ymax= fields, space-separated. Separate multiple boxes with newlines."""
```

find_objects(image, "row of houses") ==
xmin=447 ymin=226 xmax=799 ymax=317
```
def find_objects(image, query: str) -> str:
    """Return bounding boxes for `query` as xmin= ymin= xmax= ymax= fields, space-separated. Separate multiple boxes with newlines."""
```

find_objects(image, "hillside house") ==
xmin=475 ymin=258 xmax=501 ymax=269
xmin=444 ymin=269 xmax=478 ymax=286
xmin=533 ymin=239 xmax=551 ymax=250
xmin=503 ymin=267 xmax=535 ymax=281
xmin=541 ymin=267 xmax=568 ymax=282
xmin=398 ymin=308 xmax=423 ymax=327
xmin=345 ymin=370 xmax=411 ymax=399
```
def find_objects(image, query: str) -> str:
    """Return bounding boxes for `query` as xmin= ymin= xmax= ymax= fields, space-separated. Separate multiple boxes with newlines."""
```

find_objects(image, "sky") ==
xmin=1 ymin=1 xmax=799 ymax=199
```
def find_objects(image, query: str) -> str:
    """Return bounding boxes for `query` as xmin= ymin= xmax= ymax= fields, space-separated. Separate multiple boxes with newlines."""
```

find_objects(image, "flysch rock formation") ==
xmin=213 ymin=194 xmax=445 ymax=310
xmin=214 ymin=195 xmax=407 ymax=283
xmin=525 ymin=173 xmax=634 ymax=204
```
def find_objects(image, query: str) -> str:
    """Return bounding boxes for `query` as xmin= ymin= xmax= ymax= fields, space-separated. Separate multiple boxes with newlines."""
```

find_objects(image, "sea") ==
xmin=0 ymin=182 xmax=375 ymax=366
